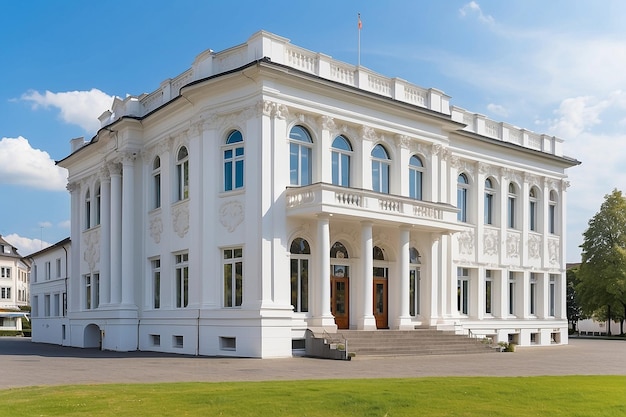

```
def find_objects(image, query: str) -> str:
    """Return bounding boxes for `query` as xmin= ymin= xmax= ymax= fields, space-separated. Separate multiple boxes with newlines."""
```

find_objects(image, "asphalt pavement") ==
xmin=1 ymin=337 xmax=624 ymax=389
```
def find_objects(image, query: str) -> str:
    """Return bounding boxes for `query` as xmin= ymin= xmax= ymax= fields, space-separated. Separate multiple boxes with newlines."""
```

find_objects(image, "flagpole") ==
xmin=357 ymin=13 xmax=361 ymax=67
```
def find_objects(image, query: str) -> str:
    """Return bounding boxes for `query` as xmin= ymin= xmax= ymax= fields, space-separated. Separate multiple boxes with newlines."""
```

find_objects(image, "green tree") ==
xmin=566 ymin=266 xmax=584 ymax=333
xmin=577 ymin=189 xmax=626 ymax=336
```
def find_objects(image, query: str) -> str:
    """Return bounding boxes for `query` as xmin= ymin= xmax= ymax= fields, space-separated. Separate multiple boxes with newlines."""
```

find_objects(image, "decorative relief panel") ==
xmin=172 ymin=203 xmax=190 ymax=238
xmin=219 ymin=200 xmax=244 ymax=232
xmin=457 ymin=230 xmax=474 ymax=256
xmin=149 ymin=214 xmax=163 ymax=244
xmin=83 ymin=228 xmax=100 ymax=272
xmin=528 ymin=234 xmax=542 ymax=259
xmin=548 ymin=239 xmax=560 ymax=265
xmin=483 ymin=229 xmax=499 ymax=256
xmin=506 ymin=232 xmax=520 ymax=258
xmin=360 ymin=125 xmax=379 ymax=143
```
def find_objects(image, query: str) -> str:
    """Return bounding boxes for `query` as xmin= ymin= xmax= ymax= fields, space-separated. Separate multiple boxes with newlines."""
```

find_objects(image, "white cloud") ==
xmin=545 ymin=96 xmax=610 ymax=138
xmin=58 ymin=220 xmax=71 ymax=229
xmin=21 ymin=88 xmax=114 ymax=133
xmin=0 ymin=136 xmax=68 ymax=191
xmin=2 ymin=233 xmax=51 ymax=256
xmin=459 ymin=1 xmax=494 ymax=25
xmin=486 ymin=103 xmax=509 ymax=118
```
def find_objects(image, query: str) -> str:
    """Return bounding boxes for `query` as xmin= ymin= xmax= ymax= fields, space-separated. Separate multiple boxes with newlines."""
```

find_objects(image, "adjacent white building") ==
xmin=45 ymin=31 xmax=579 ymax=357
xmin=0 ymin=235 xmax=30 ymax=332
xmin=28 ymin=238 xmax=70 ymax=344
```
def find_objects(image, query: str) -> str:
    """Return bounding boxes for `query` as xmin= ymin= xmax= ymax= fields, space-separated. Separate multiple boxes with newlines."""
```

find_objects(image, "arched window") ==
xmin=330 ymin=241 xmax=349 ymax=259
xmin=549 ymin=190 xmax=558 ymax=234
xmin=409 ymin=155 xmax=424 ymax=200
xmin=95 ymin=184 xmax=101 ymax=226
xmin=290 ymin=238 xmax=310 ymax=313
xmin=457 ymin=173 xmax=469 ymax=222
xmin=371 ymin=144 xmax=390 ymax=194
xmin=529 ymin=187 xmax=538 ymax=231
xmin=508 ymin=183 xmax=517 ymax=229
xmin=176 ymin=146 xmax=189 ymax=200
xmin=152 ymin=156 xmax=161 ymax=209
xmin=224 ymin=130 xmax=244 ymax=191
xmin=289 ymin=126 xmax=313 ymax=186
xmin=84 ymin=189 xmax=91 ymax=230
xmin=409 ymin=247 xmax=421 ymax=316
xmin=484 ymin=177 xmax=495 ymax=225
xmin=331 ymin=136 xmax=352 ymax=187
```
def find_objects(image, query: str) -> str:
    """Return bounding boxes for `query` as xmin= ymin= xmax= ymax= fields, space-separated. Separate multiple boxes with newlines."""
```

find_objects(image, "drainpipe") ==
xmin=196 ymin=309 xmax=200 ymax=356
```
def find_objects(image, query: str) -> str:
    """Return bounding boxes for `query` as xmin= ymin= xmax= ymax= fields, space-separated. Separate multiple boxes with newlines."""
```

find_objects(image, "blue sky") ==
xmin=2 ymin=0 xmax=625 ymax=261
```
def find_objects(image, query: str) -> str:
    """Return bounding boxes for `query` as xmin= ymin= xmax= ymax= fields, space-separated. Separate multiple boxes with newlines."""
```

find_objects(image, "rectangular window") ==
xmin=154 ymin=172 xmax=161 ymax=209
xmin=53 ymin=293 xmax=60 ymax=316
xmin=93 ymin=273 xmax=100 ymax=309
xmin=485 ymin=270 xmax=492 ymax=315
xmin=33 ymin=265 xmax=37 ymax=282
xmin=484 ymin=193 xmax=493 ymax=224
xmin=457 ymin=267 xmax=469 ymax=315
xmin=457 ymin=189 xmax=467 ymax=222
xmin=529 ymin=201 xmax=537 ymax=231
xmin=508 ymin=272 xmax=516 ymax=315
xmin=549 ymin=204 xmax=556 ymax=234
xmin=173 ymin=335 xmax=184 ymax=348
xmin=290 ymin=258 xmax=308 ymax=312
xmin=223 ymin=248 xmax=243 ymax=307
xmin=84 ymin=274 xmax=92 ymax=310
xmin=56 ymin=258 xmax=62 ymax=278
xmin=175 ymin=253 xmax=189 ymax=308
xmin=409 ymin=268 xmax=420 ymax=316
xmin=45 ymin=262 xmax=51 ymax=280
xmin=549 ymin=275 xmax=557 ymax=317
xmin=44 ymin=294 xmax=51 ymax=317
xmin=530 ymin=273 xmax=537 ymax=316
xmin=508 ymin=197 xmax=516 ymax=228
xmin=152 ymin=259 xmax=161 ymax=309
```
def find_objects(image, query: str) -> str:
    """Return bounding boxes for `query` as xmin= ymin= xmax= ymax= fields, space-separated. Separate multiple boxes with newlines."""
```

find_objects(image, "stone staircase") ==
xmin=337 ymin=329 xmax=497 ymax=357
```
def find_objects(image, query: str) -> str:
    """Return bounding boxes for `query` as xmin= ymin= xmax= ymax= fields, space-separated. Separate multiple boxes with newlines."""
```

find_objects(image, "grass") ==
xmin=1 ymin=376 xmax=624 ymax=416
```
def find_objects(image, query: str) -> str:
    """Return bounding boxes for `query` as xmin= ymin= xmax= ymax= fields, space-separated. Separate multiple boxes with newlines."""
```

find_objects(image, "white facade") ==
xmin=50 ymin=31 xmax=579 ymax=357
xmin=28 ymin=238 xmax=70 ymax=345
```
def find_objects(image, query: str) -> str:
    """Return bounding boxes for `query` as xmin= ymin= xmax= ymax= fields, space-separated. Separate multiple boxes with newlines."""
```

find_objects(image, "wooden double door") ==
xmin=330 ymin=272 xmax=388 ymax=330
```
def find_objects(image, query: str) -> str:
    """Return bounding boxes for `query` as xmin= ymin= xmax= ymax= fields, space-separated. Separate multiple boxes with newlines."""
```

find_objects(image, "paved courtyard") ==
xmin=1 ymin=337 xmax=625 ymax=389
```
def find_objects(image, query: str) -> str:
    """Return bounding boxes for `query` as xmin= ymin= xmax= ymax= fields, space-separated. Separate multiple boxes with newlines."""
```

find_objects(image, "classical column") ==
xmin=310 ymin=214 xmax=335 ymax=330
xmin=396 ymin=225 xmax=412 ymax=329
xmin=99 ymin=167 xmax=111 ymax=305
xmin=121 ymin=152 xmax=136 ymax=307
xmin=109 ymin=163 xmax=122 ymax=305
xmin=67 ymin=182 xmax=81 ymax=313
xmin=359 ymin=221 xmax=376 ymax=330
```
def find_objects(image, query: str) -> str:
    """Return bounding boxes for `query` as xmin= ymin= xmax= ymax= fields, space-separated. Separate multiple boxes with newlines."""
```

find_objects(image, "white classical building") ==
xmin=50 ymin=31 xmax=579 ymax=357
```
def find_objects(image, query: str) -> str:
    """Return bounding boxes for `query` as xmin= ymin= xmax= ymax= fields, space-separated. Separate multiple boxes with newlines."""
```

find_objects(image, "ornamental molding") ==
xmin=83 ymin=228 xmax=100 ymax=272
xmin=457 ymin=230 xmax=474 ymax=255
xmin=98 ymin=165 xmax=111 ymax=182
xmin=292 ymin=112 xmax=321 ymax=133
xmin=528 ymin=234 xmax=542 ymax=259
xmin=149 ymin=214 xmax=163 ymax=244
xmin=506 ymin=233 xmax=520 ymax=258
xmin=143 ymin=140 xmax=170 ymax=167
xmin=360 ymin=125 xmax=379 ymax=143
xmin=395 ymin=134 xmax=412 ymax=149
xmin=483 ymin=229 xmax=499 ymax=256
xmin=67 ymin=182 xmax=79 ymax=193
xmin=107 ymin=161 xmax=122 ymax=176
xmin=219 ymin=200 xmax=244 ymax=232
xmin=548 ymin=239 xmax=560 ymax=265
xmin=172 ymin=202 xmax=190 ymax=238
xmin=320 ymin=115 xmax=336 ymax=132
xmin=501 ymin=168 xmax=522 ymax=184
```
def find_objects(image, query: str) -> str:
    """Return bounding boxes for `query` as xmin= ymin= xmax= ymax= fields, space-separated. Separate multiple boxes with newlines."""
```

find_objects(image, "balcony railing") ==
xmin=286 ymin=183 xmax=460 ymax=229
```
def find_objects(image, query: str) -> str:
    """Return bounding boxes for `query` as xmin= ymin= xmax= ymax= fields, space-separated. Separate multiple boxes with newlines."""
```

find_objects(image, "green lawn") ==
xmin=1 ymin=376 xmax=624 ymax=416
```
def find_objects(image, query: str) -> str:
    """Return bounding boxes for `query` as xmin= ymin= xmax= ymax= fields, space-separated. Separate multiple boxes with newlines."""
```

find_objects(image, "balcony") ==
xmin=285 ymin=183 xmax=463 ymax=233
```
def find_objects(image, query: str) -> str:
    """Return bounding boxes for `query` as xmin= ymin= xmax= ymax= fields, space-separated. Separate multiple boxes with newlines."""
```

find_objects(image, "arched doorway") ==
xmin=84 ymin=324 xmax=101 ymax=349
xmin=330 ymin=242 xmax=350 ymax=329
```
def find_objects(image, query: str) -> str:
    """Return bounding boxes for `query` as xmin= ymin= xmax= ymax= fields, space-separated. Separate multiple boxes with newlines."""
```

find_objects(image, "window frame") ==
xmin=529 ymin=187 xmax=538 ymax=232
xmin=371 ymin=144 xmax=390 ymax=194
xmin=175 ymin=252 xmax=189 ymax=308
xmin=289 ymin=125 xmax=313 ymax=186
xmin=508 ymin=183 xmax=517 ymax=229
xmin=223 ymin=130 xmax=245 ymax=192
xmin=176 ymin=146 xmax=189 ymax=201
xmin=457 ymin=173 xmax=469 ymax=222
xmin=409 ymin=155 xmax=424 ymax=200
xmin=331 ymin=135 xmax=352 ymax=187
xmin=152 ymin=156 xmax=162 ymax=209
xmin=223 ymin=247 xmax=243 ymax=308
xmin=484 ymin=177 xmax=495 ymax=225
xmin=457 ymin=267 xmax=469 ymax=315
xmin=290 ymin=238 xmax=310 ymax=313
